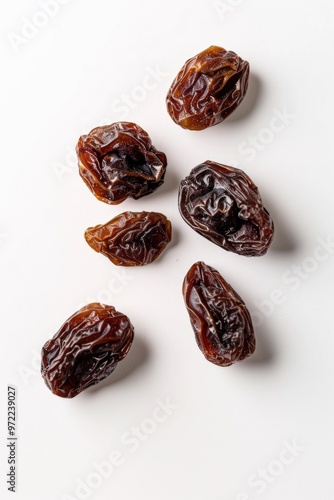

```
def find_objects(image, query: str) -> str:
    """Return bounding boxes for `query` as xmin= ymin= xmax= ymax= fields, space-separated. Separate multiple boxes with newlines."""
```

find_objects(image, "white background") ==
xmin=1 ymin=1 xmax=334 ymax=499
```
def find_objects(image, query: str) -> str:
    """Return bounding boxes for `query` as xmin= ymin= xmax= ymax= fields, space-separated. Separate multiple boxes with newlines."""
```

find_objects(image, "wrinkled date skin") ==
xmin=166 ymin=45 xmax=249 ymax=130
xmin=76 ymin=122 xmax=167 ymax=204
xmin=183 ymin=262 xmax=255 ymax=366
xmin=41 ymin=303 xmax=134 ymax=398
xmin=179 ymin=161 xmax=274 ymax=256
xmin=85 ymin=212 xmax=172 ymax=266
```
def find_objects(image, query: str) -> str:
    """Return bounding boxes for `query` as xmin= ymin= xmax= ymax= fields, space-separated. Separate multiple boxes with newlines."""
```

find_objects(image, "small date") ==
xmin=76 ymin=122 xmax=167 ymax=204
xmin=85 ymin=211 xmax=172 ymax=266
xmin=41 ymin=303 xmax=134 ymax=398
xmin=166 ymin=45 xmax=249 ymax=130
xmin=178 ymin=161 xmax=274 ymax=256
xmin=183 ymin=261 xmax=255 ymax=366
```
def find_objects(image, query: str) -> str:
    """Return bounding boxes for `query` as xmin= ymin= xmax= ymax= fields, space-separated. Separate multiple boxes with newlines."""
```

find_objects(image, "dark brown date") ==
xmin=41 ymin=303 xmax=134 ymax=398
xmin=183 ymin=261 xmax=255 ymax=366
xmin=166 ymin=45 xmax=249 ymax=130
xmin=76 ymin=122 xmax=167 ymax=204
xmin=178 ymin=161 xmax=274 ymax=256
xmin=85 ymin=211 xmax=172 ymax=266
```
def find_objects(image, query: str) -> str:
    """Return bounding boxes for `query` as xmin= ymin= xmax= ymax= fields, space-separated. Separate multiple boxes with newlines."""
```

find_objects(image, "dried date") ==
xmin=166 ymin=45 xmax=249 ymax=130
xmin=76 ymin=122 xmax=167 ymax=204
xmin=85 ymin=211 xmax=172 ymax=266
xmin=41 ymin=303 xmax=134 ymax=398
xmin=178 ymin=161 xmax=274 ymax=256
xmin=183 ymin=261 xmax=255 ymax=366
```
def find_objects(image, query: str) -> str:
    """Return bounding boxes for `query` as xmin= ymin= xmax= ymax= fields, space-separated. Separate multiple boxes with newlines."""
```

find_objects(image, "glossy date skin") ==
xmin=179 ymin=161 xmax=274 ymax=256
xmin=85 ymin=211 xmax=172 ymax=266
xmin=76 ymin=122 xmax=167 ymax=204
xmin=41 ymin=303 xmax=134 ymax=398
xmin=183 ymin=262 xmax=255 ymax=366
xmin=166 ymin=46 xmax=249 ymax=130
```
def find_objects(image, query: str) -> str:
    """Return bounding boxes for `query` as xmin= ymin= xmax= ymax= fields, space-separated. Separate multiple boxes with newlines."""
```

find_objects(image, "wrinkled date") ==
xmin=179 ymin=161 xmax=274 ymax=256
xmin=41 ymin=303 xmax=134 ymax=398
xmin=166 ymin=45 xmax=249 ymax=130
xmin=183 ymin=261 xmax=255 ymax=366
xmin=85 ymin=211 xmax=172 ymax=266
xmin=76 ymin=122 xmax=167 ymax=204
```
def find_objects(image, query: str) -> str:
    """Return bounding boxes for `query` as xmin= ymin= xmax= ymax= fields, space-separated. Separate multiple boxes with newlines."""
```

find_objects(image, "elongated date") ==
xmin=85 ymin=211 xmax=172 ymax=266
xmin=41 ymin=303 xmax=134 ymax=398
xmin=166 ymin=45 xmax=249 ymax=130
xmin=183 ymin=261 xmax=255 ymax=366
xmin=179 ymin=161 xmax=274 ymax=256
xmin=76 ymin=122 xmax=167 ymax=204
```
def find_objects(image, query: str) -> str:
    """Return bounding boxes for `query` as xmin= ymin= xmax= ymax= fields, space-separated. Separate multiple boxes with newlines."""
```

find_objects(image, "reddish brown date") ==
xmin=41 ymin=303 xmax=134 ymax=398
xmin=76 ymin=122 xmax=167 ymax=204
xmin=183 ymin=262 xmax=255 ymax=366
xmin=179 ymin=161 xmax=274 ymax=256
xmin=166 ymin=45 xmax=249 ymax=130
xmin=85 ymin=211 xmax=172 ymax=266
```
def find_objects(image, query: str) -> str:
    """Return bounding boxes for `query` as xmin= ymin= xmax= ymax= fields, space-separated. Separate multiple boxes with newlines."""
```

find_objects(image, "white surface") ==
xmin=1 ymin=1 xmax=334 ymax=499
